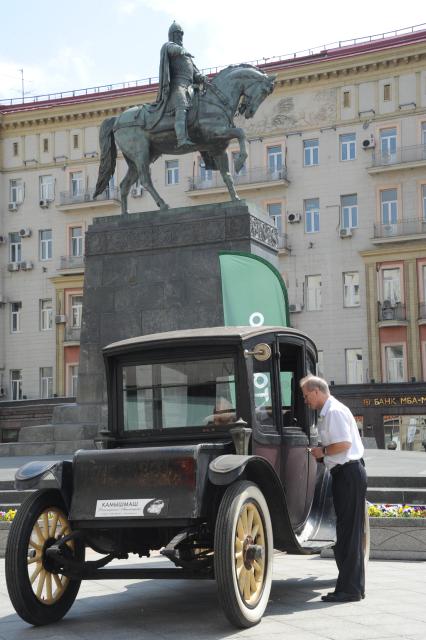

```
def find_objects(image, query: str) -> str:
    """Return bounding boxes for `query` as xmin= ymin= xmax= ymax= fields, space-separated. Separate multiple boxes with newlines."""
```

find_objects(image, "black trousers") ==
xmin=331 ymin=461 xmax=368 ymax=595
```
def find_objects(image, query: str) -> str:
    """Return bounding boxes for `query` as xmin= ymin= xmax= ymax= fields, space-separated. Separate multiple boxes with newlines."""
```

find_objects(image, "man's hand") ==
xmin=308 ymin=446 xmax=324 ymax=460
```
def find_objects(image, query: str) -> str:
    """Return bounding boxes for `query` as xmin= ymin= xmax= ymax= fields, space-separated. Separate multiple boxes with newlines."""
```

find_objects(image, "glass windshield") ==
xmin=122 ymin=357 xmax=236 ymax=431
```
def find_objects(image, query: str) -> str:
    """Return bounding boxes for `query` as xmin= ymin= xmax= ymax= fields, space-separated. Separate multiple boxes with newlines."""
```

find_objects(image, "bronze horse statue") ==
xmin=94 ymin=64 xmax=276 ymax=211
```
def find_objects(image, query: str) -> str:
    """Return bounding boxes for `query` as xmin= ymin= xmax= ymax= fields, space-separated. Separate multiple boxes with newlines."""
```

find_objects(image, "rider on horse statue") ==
xmin=157 ymin=21 xmax=206 ymax=149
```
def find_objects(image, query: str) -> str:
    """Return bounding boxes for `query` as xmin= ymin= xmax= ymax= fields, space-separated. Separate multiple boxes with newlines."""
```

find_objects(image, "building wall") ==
xmin=1 ymin=30 xmax=426 ymax=399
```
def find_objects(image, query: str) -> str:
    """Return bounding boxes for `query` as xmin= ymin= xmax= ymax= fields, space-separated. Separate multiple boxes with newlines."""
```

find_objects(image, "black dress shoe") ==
xmin=324 ymin=591 xmax=365 ymax=600
xmin=321 ymin=591 xmax=362 ymax=602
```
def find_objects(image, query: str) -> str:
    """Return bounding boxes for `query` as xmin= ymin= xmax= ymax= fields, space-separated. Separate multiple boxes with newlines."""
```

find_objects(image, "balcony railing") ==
xmin=371 ymin=144 xmax=426 ymax=168
xmin=59 ymin=186 xmax=120 ymax=206
xmin=187 ymin=166 xmax=288 ymax=191
xmin=373 ymin=218 xmax=426 ymax=239
xmin=378 ymin=301 xmax=407 ymax=322
xmin=64 ymin=325 xmax=81 ymax=342
xmin=278 ymin=233 xmax=290 ymax=251
xmin=419 ymin=303 xmax=426 ymax=320
xmin=59 ymin=255 xmax=85 ymax=270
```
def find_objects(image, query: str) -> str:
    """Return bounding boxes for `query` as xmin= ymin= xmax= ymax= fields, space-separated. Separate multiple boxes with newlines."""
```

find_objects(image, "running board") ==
xmin=81 ymin=567 xmax=213 ymax=580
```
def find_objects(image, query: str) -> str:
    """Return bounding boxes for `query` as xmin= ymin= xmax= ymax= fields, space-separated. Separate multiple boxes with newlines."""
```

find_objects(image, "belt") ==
xmin=330 ymin=459 xmax=363 ymax=477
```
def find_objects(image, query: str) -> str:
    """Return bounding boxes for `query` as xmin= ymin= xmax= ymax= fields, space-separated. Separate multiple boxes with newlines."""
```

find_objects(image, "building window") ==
xmin=43 ymin=138 xmax=49 ymax=153
xmin=9 ymin=232 xmax=22 ymax=263
xmin=383 ymin=83 xmax=391 ymax=101
xmin=422 ymin=122 xmax=426 ymax=146
xmin=40 ymin=299 xmax=53 ymax=331
xmin=10 ymin=370 xmax=23 ymax=400
xmin=303 ymin=139 xmax=319 ymax=166
xmin=9 ymin=179 xmax=24 ymax=205
xmin=166 ymin=160 xmax=179 ymax=185
xmin=69 ymin=365 xmax=79 ymax=397
xmin=70 ymin=227 xmax=84 ymax=257
xmin=343 ymin=272 xmax=360 ymax=307
xmin=39 ymin=229 xmax=52 ymax=261
xmin=231 ymin=151 xmax=247 ymax=176
xmin=340 ymin=133 xmax=356 ymax=161
xmin=382 ymin=267 xmax=401 ymax=305
xmin=70 ymin=171 xmax=84 ymax=196
xmin=199 ymin=159 xmax=212 ymax=183
xmin=380 ymin=127 xmax=397 ymax=162
xmin=306 ymin=275 xmax=322 ymax=311
xmin=11 ymin=302 xmax=22 ymax=333
xmin=304 ymin=198 xmax=320 ymax=233
xmin=13 ymin=142 xmax=19 ymax=157
xmin=39 ymin=175 xmax=54 ymax=201
xmin=267 ymin=203 xmax=282 ymax=234
xmin=385 ymin=345 xmax=405 ymax=382
xmin=380 ymin=188 xmax=398 ymax=226
xmin=343 ymin=91 xmax=351 ymax=108
xmin=73 ymin=134 xmax=79 ymax=149
xmin=341 ymin=194 xmax=358 ymax=228
xmin=40 ymin=367 xmax=53 ymax=398
xmin=71 ymin=296 xmax=83 ymax=328
xmin=346 ymin=349 xmax=363 ymax=383
xmin=267 ymin=145 xmax=283 ymax=177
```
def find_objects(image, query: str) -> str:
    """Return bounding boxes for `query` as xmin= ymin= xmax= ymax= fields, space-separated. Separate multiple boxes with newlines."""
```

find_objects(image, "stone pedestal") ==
xmin=52 ymin=200 xmax=279 ymax=440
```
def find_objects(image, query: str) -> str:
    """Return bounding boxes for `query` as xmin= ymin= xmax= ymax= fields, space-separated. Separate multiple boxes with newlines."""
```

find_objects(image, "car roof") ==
xmin=103 ymin=325 xmax=315 ymax=355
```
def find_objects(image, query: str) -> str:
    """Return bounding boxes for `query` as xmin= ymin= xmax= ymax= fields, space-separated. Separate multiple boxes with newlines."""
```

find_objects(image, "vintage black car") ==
xmin=6 ymin=326 xmax=357 ymax=628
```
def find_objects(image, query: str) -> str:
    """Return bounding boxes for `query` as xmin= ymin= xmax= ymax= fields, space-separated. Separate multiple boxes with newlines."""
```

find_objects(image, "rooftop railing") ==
xmin=2 ymin=23 xmax=425 ymax=106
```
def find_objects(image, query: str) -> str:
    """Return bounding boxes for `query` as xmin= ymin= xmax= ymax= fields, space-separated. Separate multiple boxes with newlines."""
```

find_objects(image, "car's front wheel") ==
xmin=5 ymin=489 xmax=84 ymax=626
xmin=214 ymin=481 xmax=273 ymax=628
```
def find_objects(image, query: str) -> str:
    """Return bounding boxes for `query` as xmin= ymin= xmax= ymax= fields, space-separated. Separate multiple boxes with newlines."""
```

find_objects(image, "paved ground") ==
xmin=0 ymin=553 xmax=425 ymax=640
xmin=1 ymin=449 xmax=426 ymax=482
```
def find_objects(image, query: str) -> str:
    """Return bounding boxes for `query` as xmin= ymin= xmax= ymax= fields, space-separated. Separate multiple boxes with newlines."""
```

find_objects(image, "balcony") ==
xmin=377 ymin=301 xmax=407 ymax=325
xmin=419 ymin=303 xmax=426 ymax=322
xmin=278 ymin=233 xmax=290 ymax=253
xmin=57 ymin=187 xmax=121 ymax=211
xmin=372 ymin=218 xmax=426 ymax=243
xmin=59 ymin=255 xmax=85 ymax=272
xmin=64 ymin=325 xmax=81 ymax=343
xmin=187 ymin=166 xmax=289 ymax=197
xmin=368 ymin=144 xmax=426 ymax=174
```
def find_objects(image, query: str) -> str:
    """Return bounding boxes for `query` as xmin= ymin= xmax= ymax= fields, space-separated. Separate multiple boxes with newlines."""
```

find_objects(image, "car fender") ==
xmin=15 ymin=459 xmax=73 ymax=509
xmin=209 ymin=454 xmax=303 ymax=552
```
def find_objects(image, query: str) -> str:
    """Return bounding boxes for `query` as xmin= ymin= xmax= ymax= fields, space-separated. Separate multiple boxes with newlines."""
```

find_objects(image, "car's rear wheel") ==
xmin=214 ymin=481 xmax=273 ymax=628
xmin=5 ymin=489 xmax=84 ymax=626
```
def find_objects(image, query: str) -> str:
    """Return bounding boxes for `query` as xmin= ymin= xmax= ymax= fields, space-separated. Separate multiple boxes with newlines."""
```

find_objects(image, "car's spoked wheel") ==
xmin=6 ymin=489 xmax=84 ymax=626
xmin=214 ymin=481 xmax=273 ymax=628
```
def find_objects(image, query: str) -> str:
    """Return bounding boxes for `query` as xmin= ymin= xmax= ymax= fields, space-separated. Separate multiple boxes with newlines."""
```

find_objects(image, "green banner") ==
xmin=219 ymin=252 xmax=289 ymax=327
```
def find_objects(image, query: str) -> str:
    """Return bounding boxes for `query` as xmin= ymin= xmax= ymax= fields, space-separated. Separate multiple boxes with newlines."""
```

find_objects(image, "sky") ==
xmin=1 ymin=0 xmax=425 ymax=102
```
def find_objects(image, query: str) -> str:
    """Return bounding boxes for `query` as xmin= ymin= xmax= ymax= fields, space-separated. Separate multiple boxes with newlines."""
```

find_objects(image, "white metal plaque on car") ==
xmin=95 ymin=498 xmax=167 ymax=517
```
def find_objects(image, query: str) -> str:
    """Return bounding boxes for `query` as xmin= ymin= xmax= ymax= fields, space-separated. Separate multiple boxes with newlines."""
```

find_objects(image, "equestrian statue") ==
xmin=94 ymin=21 xmax=276 ymax=212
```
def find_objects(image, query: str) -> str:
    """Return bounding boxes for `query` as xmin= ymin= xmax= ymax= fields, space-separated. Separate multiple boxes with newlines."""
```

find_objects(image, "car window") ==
xmin=122 ymin=357 xmax=236 ymax=431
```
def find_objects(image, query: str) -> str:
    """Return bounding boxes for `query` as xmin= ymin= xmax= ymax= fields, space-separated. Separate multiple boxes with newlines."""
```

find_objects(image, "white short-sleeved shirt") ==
xmin=318 ymin=395 xmax=364 ymax=469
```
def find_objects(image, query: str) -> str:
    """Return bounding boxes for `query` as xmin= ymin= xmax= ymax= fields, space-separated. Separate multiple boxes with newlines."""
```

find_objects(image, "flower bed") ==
xmin=0 ymin=509 xmax=17 ymax=522
xmin=368 ymin=503 xmax=426 ymax=518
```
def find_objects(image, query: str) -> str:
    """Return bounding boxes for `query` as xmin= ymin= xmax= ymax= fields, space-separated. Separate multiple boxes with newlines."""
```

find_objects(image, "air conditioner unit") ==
xmin=131 ymin=185 xmax=143 ymax=198
xmin=289 ymin=303 xmax=303 ymax=313
xmin=339 ymin=227 xmax=353 ymax=238
xmin=7 ymin=262 xmax=20 ymax=272
xmin=55 ymin=314 xmax=66 ymax=324
xmin=20 ymin=261 xmax=34 ymax=271
xmin=362 ymin=135 xmax=376 ymax=150
xmin=0 ymin=235 xmax=6 ymax=244
xmin=8 ymin=202 xmax=18 ymax=212
xmin=19 ymin=228 xmax=32 ymax=238
xmin=287 ymin=212 xmax=301 ymax=223
xmin=39 ymin=199 xmax=49 ymax=208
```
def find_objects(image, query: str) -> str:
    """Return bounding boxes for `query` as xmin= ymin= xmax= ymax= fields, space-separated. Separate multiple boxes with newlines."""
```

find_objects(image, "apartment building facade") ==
xmin=1 ymin=26 xmax=426 ymax=447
